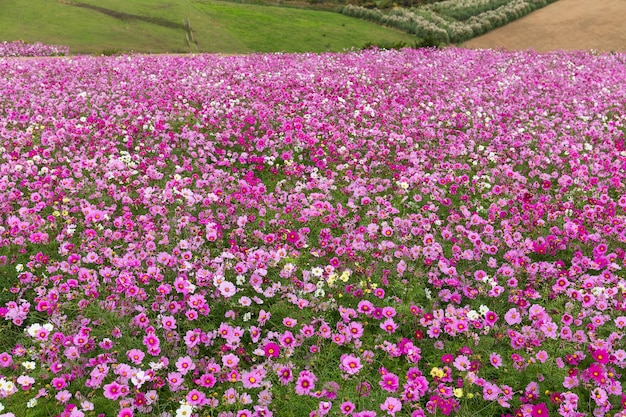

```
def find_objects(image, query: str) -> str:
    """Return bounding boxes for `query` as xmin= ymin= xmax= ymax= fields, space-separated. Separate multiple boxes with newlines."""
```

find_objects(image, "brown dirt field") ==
xmin=462 ymin=0 xmax=626 ymax=52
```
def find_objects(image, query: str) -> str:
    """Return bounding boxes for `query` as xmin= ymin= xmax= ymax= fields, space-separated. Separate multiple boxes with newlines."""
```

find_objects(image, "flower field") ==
xmin=1 ymin=47 xmax=626 ymax=417
xmin=0 ymin=41 xmax=69 ymax=58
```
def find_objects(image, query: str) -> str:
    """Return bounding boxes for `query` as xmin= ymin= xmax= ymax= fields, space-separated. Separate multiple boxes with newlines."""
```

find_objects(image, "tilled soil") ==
xmin=462 ymin=0 xmax=626 ymax=52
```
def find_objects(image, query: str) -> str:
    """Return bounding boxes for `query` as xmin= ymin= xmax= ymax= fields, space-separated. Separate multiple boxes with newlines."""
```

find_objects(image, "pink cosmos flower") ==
xmin=318 ymin=401 xmax=332 ymax=415
xmin=340 ymin=354 xmax=363 ymax=375
xmin=380 ymin=318 xmax=398 ymax=334
xmin=218 ymin=280 xmax=237 ymax=298
xmin=282 ymin=317 xmax=297 ymax=327
xmin=51 ymin=376 xmax=67 ymax=390
xmin=242 ymin=370 xmax=263 ymax=389
xmin=222 ymin=353 xmax=240 ymax=368
xmin=484 ymin=311 xmax=498 ymax=325
xmin=175 ymin=355 xmax=196 ymax=375
xmin=489 ymin=353 xmax=502 ymax=369
xmin=453 ymin=355 xmax=470 ymax=371
xmin=340 ymin=401 xmax=355 ymax=415
xmin=103 ymin=382 xmax=124 ymax=400
xmin=161 ymin=315 xmax=177 ymax=330
xmin=357 ymin=300 xmax=374 ymax=315
xmin=0 ymin=352 xmax=13 ymax=368
xmin=142 ymin=334 xmax=160 ymax=349
xmin=504 ymin=308 xmax=522 ymax=325
xmin=380 ymin=373 xmax=400 ymax=392
xmin=279 ymin=331 xmax=296 ymax=348
xmin=55 ymin=389 xmax=72 ymax=403
xmin=295 ymin=370 xmax=317 ymax=395
xmin=381 ymin=397 xmax=402 ymax=415
xmin=187 ymin=389 xmax=207 ymax=406
xmin=167 ymin=371 xmax=184 ymax=389
xmin=196 ymin=372 xmax=216 ymax=388
xmin=536 ymin=350 xmax=549 ymax=363
xmin=482 ymin=382 xmax=500 ymax=401
xmin=118 ymin=408 xmax=134 ymax=417
xmin=277 ymin=365 xmax=293 ymax=385
xmin=126 ymin=349 xmax=145 ymax=365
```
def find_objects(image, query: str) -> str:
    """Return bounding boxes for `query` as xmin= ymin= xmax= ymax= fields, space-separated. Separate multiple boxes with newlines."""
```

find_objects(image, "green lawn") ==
xmin=0 ymin=0 xmax=417 ymax=54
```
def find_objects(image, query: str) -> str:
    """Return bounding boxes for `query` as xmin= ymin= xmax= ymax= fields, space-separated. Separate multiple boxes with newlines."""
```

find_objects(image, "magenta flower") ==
xmin=340 ymin=401 xmax=355 ymax=415
xmin=277 ymin=365 xmax=293 ymax=385
xmin=530 ymin=402 xmax=549 ymax=417
xmin=279 ymin=331 xmax=296 ymax=348
xmin=591 ymin=349 xmax=610 ymax=364
xmin=51 ymin=377 xmax=67 ymax=390
xmin=196 ymin=372 xmax=216 ymax=388
xmin=263 ymin=342 xmax=281 ymax=358
xmin=118 ymin=408 xmax=134 ymax=417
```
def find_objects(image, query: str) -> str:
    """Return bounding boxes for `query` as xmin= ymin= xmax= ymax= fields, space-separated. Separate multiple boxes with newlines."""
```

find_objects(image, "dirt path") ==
xmin=462 ymin=0 xmax=626 ymax=52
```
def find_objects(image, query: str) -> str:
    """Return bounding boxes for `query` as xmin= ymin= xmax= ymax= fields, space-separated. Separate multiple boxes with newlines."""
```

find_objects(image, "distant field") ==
xmin=0 ymin=0 xmax=416 ymax=54
xmin=462 ymin=0 xmax=626 ymax=52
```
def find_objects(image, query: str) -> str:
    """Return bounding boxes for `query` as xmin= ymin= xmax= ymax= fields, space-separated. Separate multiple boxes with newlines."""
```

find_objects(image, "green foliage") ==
xmin=99 ymin=48 xmax=121 ymax=56
xmin=361 ymin=40 xmax=408 ymax=50
xmin=0 ymin=0 xmax=416 ymax=54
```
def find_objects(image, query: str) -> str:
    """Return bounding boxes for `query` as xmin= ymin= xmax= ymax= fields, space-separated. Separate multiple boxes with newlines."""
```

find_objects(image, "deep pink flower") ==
xmin=263 ymin=342 xmax=281 ymax=358
xmin=118 ymin=408 xmax=133 ymax=417
xmin=591 ymin=349 xmax=610 ymax=364
xmin=51 ymin=377 xmax=67 ymax=390
xmin=530 ymin=402 xmax=549 ymax=417
xmin=277 ymin=365 xmax=293 ymax=385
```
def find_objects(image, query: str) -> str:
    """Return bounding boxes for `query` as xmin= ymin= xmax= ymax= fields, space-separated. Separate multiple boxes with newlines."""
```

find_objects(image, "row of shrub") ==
xmin=340 ymin=0 xmax=558 ymax=44
xmin=423 ymin=0 xmax=518 ymax=21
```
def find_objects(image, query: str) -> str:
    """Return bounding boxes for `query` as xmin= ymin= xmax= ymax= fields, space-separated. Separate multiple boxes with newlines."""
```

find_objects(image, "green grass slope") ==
xmin=0 ymin=0 xmax=417 ymax=54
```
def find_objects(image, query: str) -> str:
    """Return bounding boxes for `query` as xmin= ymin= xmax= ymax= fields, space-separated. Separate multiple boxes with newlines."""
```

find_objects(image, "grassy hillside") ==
xmin=0 ymin=0 xmax=417 ymax=54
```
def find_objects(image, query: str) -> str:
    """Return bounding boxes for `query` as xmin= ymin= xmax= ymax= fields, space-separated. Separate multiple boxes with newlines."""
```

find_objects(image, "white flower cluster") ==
xmin=26 ymin=322 xmax=53 ymax=337
xmin=176 ymin=401 xmax=195 ymax=417
xmin=0 ymin=377 xmax=17 ymax=396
